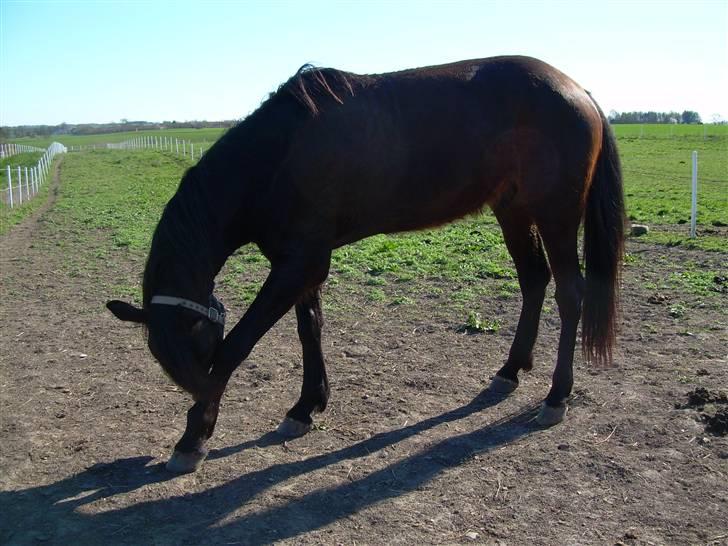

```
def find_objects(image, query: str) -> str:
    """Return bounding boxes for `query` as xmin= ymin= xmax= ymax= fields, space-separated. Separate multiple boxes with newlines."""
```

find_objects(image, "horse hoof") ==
xmin=488 ymin=375 xmax=519 ymax=394
xmin=536 ymin=403 xmax=567 ymax=426
xmin=276 ymin=417 xmax=312 ymax=438
xmin=166 ymin=449 xmax=207 ymax=473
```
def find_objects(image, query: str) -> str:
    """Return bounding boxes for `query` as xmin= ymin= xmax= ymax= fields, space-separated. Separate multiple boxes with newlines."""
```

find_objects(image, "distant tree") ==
xmin=609 ymin=110 xmax=703 ymax=124
xmin=681 ymin=110 xmax=701 ymax=124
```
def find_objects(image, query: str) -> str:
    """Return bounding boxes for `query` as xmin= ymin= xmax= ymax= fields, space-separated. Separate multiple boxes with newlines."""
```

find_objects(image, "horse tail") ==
xmin=582 ymin=101 xmax=626 ymax=366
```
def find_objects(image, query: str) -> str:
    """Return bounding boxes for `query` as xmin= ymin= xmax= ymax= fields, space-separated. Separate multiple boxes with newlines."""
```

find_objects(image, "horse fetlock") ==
xmin=166 ymin=447 xmax=208 ymax=473
xmin=488 ymin=374 xmax=519 ymax=394
xmin=277 ymin=416 xmax=312 ymax=438
xmin=536 ymin=402 xmax=568 ymax=426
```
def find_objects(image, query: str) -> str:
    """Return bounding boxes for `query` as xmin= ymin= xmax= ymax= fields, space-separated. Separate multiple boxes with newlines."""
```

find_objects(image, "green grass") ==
xmin=612 ymin=123 xmax=728 ymax=140
xmin=8 ymin=128 xmax=727 ymax=307
xmin=617 ymin=128 xmax=727 ymax=252
xmin=0 ymin=151 xmax=44 ymax=170
xmin=0 ymin=173 xmax=53 ymax=235
xmin=47 ymin=148 xmax=516 ymax=307
xmin=8 ymin=128 xmax=227 ymax=149
xmin=0 ymin=152 xmax=58 ymax=235
xmin=52 ymin=150 xmax=184 ymax=251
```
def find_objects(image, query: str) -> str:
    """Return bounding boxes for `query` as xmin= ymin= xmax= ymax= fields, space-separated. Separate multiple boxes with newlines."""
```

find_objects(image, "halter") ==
xmin=150 ymin=295 xmax=226 ymax=327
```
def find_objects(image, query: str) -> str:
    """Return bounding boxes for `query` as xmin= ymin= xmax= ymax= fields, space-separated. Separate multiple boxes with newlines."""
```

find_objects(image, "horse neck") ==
xmin=143 ymin=177 xmax=230 ymax=307
xmin=143 ymin=94 xmax=305 ymax=305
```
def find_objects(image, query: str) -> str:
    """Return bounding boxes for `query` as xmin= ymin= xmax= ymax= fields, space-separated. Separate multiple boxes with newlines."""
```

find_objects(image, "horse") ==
xmin=107 ymin=56 xmax=625 ymax=473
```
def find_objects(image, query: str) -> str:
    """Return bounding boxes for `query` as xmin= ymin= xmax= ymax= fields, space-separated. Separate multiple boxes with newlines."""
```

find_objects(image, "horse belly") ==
xmin=332 ymin=141 xmax=504 ymax=242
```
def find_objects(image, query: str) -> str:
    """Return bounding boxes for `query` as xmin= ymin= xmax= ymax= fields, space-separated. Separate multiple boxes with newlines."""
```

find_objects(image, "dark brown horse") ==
xmin=107 ymin=56 xmax=625 ymax=473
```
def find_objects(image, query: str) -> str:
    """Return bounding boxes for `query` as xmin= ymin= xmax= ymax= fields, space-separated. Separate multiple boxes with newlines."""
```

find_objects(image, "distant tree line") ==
xmin=608 ymin=110 xmax=702 ymax=124
xmin=0 ymin=119 xmax=237 ymax=140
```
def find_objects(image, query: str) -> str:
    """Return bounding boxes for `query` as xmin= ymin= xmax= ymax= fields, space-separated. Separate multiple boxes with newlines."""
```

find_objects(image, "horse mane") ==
xmin=280 ymin=64 xmax=355 ymax=116
xmin=141 ymin=64 xmax=358 ymax=309
xmin=142 ymin=167 xmax=219 ymax=310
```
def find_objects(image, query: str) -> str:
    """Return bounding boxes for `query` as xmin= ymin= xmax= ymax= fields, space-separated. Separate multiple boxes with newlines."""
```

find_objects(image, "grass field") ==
xmin=0 ymin=151 xmax=54 ymax=233
xmin=5 ymin=128 xmax=227 ymax=149
xmin=24 ymin=139 xmax=724 ymax=317
xmin=2 ymin=124 xmax=727 ymax=251
xmin=612 ymin=123 xmax=728 ymax=139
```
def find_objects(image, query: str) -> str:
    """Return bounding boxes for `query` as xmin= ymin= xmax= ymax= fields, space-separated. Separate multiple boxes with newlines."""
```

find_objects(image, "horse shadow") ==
xmin=0 ymin=389 xmax=543 ymax=545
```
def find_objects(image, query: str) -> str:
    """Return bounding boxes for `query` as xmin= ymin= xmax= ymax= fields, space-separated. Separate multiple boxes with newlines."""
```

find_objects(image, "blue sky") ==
xmin=1 ymin=0 xmax=726 ymax=126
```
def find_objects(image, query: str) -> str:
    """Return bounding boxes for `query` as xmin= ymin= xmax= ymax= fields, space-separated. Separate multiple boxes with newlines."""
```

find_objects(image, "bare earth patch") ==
xmin=1 ymin=169 xmax=726 ymax=545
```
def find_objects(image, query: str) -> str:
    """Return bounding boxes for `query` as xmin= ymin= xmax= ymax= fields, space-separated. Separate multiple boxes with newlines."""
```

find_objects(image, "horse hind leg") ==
xmin=277 ymin=286 xmax=330 ymax=438
xmin=489 ymin=208 xmax=551 ymax=394
xmin=534 ymin=219 xmax=584 ymax=425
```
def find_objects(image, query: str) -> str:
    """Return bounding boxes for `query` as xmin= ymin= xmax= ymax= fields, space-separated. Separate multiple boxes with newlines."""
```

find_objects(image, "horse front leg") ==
xmin=166 ymin=385 xmax=228 ymax=473
xmin=277 ymin=286 xmax=329 ymax=438
xmin=166 ymin=251 xmax=331 ymax=473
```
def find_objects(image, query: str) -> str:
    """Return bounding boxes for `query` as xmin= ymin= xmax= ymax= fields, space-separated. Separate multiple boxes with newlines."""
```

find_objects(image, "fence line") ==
xmin=2 ymin=142 xmax=67 ymax=208
xmin=0 ymin=142 xmax=44 ymax=159
xmin=106 ymin=135 xmax=204 ymax=162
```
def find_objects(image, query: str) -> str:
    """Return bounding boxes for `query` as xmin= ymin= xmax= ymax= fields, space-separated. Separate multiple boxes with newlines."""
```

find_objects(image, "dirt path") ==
xmin=0 ymin=163 xmax=726 ymax=545
xmin=0 ymin=158 xmax=62 ymax=257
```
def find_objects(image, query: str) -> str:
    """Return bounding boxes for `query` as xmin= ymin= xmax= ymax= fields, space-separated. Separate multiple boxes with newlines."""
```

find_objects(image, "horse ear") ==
xmin=106 ymin=300 xmax=148 ymax=324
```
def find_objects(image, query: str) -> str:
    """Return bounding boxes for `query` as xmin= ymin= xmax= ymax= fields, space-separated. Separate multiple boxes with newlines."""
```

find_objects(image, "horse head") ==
xmin=106 ymin=294 xmax=226 ymax=399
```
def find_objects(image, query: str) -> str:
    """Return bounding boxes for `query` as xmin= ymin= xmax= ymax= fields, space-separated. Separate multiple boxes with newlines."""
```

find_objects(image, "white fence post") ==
xmin=6 ymin=165 xmax=12 ymax=208
xmin=17 ymin=166 xmax=22 ymax=205
xmin=690 ymin=151 xmax=698 ymax=239
xmin=191 ymin=143 xmax=194 ymax=161
xmin=24 ymin=166 xmax=30 ymax=200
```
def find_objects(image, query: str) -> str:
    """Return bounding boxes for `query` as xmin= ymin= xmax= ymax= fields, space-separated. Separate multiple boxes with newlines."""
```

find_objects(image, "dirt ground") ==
xmin=0 ymin=163 xmax=726 ymax=545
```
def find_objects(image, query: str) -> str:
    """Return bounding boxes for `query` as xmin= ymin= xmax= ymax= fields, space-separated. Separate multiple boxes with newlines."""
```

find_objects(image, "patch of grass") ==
xmin=612 ymin=123 xmax=727 ymax=140
xmin=460 ymin=311 xmax=500 ymax=334
xmin=668 ymin=268 xmax=727 ymax=296
xmin=367 ymin=288 xmax=386 ymax=302
xmin=633 ymin=231 xmax=728 ymax=253
xmin=331 ymin=216 xmax=512 ymax=286
xmin=0 ymin=156 xmax=58 ymax=235
xmin=8 ymin=128 xmax=226 ymax=149
xmin=669 ymin=303 xmax=687 ymax=318
xmin=389 ymin=294 xmax=414 ymax=306
xmin=618 ymin=134 xmax=727 ymax=248
xmin=52 ymin=150 xmax=181 ymax=251
xmin=38 ymin=135 xmax=726 ymax=313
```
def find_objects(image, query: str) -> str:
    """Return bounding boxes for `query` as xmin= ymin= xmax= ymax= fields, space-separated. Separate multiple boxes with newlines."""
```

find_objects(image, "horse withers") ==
xmin=107 ymin=56 xmax=625 ymax=473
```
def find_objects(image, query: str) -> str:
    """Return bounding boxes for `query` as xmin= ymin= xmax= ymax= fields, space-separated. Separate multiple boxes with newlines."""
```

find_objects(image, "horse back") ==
xmin=258 ymin=57 xmax=602 ymax=251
